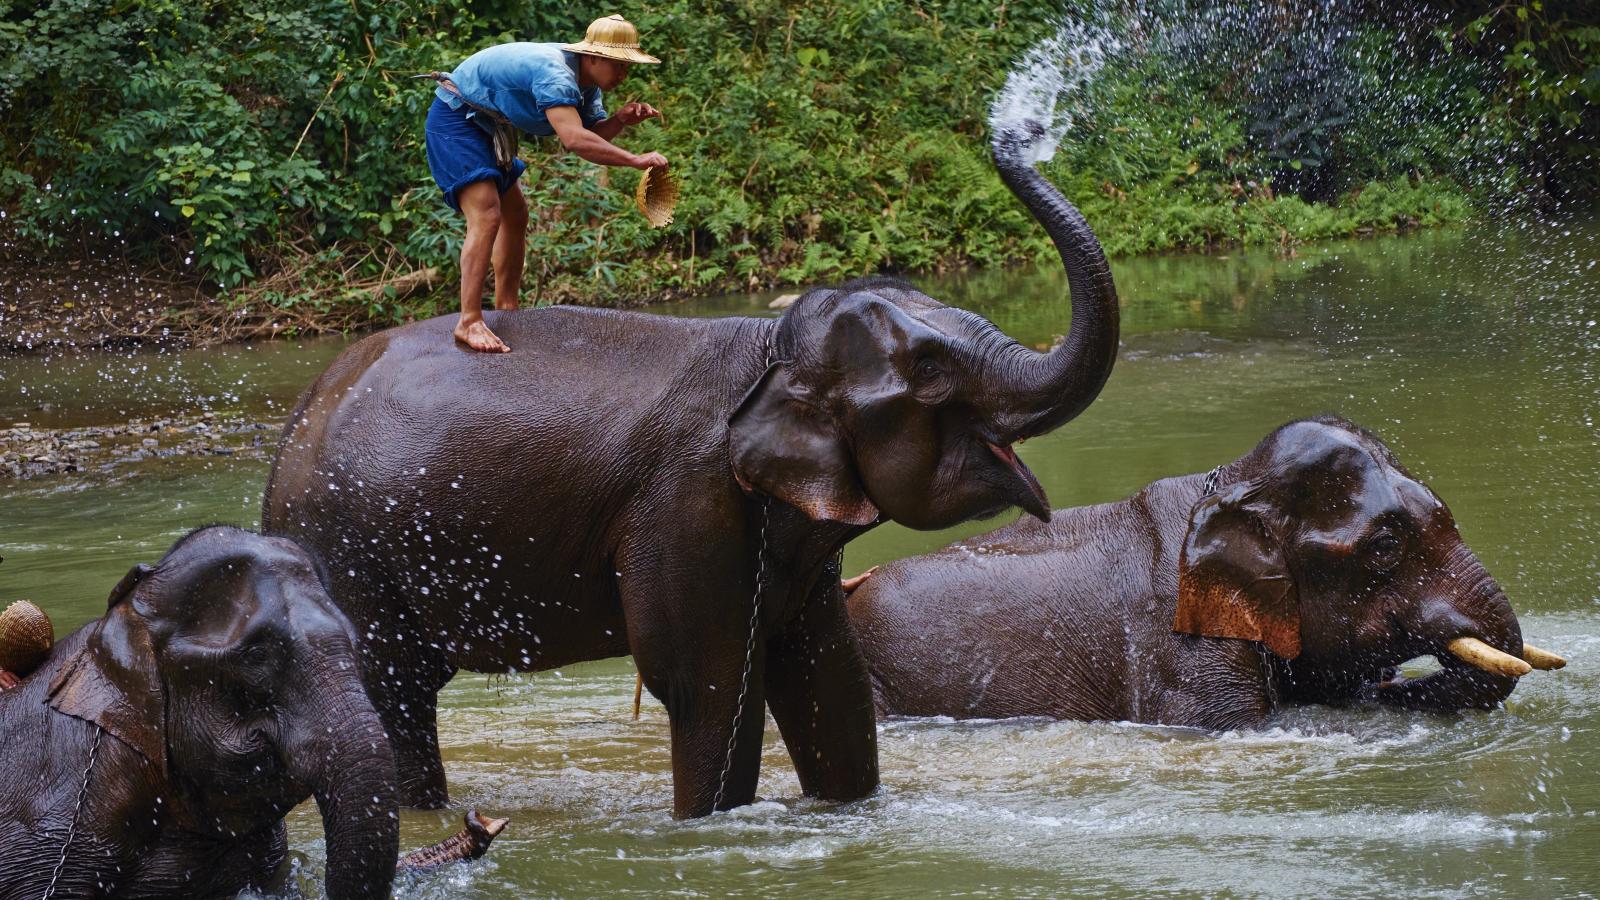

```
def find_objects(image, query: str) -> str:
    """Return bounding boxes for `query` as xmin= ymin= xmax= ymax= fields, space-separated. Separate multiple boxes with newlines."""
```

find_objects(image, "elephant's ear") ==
xmin=48 ymin=564 xmax=166 ymax=775
xmin=728 ymin=363 xmax=879 ymax=525
xmin=1173 ymin=484 xmax=1301 ymax=659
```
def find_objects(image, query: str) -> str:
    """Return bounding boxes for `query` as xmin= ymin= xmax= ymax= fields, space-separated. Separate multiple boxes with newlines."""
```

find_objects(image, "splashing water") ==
xmin=985 ymin=0 xmax=1576 ymax=212
xmin=988 ymin=18 xmax=1122 ymax=164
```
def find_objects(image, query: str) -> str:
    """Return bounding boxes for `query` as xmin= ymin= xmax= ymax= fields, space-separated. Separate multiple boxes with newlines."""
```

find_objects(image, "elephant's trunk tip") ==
xmin=396 ymin=809 xmax=510 ymax=872
xmin=468 ymin=809 xmax=511 ymax=841
xmin=991 ymin=120 xmax=1049 ymax=170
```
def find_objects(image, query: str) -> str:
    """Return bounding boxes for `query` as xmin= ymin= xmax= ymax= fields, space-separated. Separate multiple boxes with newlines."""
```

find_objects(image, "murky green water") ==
xmin=3 ymin=220 xmax=1597 ymax=896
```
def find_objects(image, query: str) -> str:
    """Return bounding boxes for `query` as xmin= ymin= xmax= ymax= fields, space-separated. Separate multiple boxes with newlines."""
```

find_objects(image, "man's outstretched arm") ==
xmin=547 ymin=105 xmax=666 ymax=169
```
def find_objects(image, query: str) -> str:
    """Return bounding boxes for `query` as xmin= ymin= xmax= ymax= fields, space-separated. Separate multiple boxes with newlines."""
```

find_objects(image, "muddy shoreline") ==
xmin=1 ymin=414 xmax=283 ymax=480
xmin=0 ymin=239 xmax=213 ymax=356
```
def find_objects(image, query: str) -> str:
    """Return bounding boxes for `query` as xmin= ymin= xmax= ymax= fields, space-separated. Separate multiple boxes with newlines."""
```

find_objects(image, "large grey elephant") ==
xmin=262 ymin=121 xmax=1120 ymax=817
xmin=847 ymin=417 xmax=1565 ymax=727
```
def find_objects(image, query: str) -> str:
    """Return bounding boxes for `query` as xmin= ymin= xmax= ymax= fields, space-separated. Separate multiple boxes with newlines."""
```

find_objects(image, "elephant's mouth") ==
xmin=1369 ymin=656 xmax=1496 ymax=709
xmin=985 ymin=440 xmax=1050 ymax=521
xmin=1367 ymin=638 xmax=1565 ymax=709
xmin=1371 ymin=660 xmax=1447 ymax=693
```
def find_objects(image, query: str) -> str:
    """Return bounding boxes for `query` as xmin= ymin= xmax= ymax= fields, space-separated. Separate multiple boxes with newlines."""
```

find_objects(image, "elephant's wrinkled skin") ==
xmin=263 ymin=122 xmax=1119 ymax=816
xmin=0 ymin=527 xmax=399 ymax=900
xmin=848 ymin=417 xmax=1547 ymax=728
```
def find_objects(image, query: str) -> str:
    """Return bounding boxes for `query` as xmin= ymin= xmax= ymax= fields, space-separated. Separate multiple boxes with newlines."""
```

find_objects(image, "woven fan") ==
xmin=635 ymin=166 xmax=679 ymax=228
xmin=0 ymin=600 xmax=52 ymax=676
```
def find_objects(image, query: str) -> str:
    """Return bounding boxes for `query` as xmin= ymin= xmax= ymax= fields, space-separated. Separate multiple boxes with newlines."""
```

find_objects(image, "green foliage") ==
xmin=1435 ymin=0 xmax=1600 ymax=193
xmin=1242 ymin=35 xmax=1354 ymax=199
xmin=0 ymin=0 xmax=1592 ymax=324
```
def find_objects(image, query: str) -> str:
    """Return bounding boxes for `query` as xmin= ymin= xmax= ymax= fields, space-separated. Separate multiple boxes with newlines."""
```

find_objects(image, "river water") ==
xmin=2 ymin=220 xmax=1596 ymax=896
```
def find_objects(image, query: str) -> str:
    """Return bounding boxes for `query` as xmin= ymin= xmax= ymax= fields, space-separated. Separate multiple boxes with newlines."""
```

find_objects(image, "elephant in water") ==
xmin=847 ymin=417 xmax=1566 ymax=728
xmin=263 ymin=121 xmax=1119 ymax=817
xmin=0 ymin=526 xmax=505 ymax=899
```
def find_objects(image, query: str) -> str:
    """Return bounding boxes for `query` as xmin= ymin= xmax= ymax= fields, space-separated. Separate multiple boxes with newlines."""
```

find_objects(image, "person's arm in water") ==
xmin=547 ymin=105 xmax=667 ymax=169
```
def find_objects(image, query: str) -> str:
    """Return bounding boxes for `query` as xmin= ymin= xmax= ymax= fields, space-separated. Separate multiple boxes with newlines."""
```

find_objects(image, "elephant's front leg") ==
xmin=624 ymin=570 xmax=771 ymax=818
xmin=765 ymin=576 xmax=880 ymax=803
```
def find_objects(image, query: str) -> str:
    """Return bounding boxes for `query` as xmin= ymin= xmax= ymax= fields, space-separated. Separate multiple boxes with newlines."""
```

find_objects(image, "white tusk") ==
xmin=1521 ymin=643 xmax=1567 ymax=671
xmin=1446 ymin=637 xmax=1532 ymax=678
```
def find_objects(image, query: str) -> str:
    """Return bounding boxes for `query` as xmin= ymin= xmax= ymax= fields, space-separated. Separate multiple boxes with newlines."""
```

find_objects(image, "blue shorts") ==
xmin=424 ymin=97 xmax=528 ymax=212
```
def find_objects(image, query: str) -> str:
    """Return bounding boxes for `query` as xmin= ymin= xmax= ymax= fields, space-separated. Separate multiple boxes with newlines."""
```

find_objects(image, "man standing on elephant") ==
xmin=425 ymin=14 xmax=668 ymax=353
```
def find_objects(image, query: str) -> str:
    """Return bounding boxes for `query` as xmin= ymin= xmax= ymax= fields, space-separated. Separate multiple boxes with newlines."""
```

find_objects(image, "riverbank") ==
xmin=1 ymin=184 xmax=1462 ymax=358
xmin=0 ymin=246 xmax=208 ymax=355
xmin=0 ymin=241 xmax=434 ymax=356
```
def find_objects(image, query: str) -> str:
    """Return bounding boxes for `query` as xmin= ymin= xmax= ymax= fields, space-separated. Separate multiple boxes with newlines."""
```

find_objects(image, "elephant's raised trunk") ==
xmin=288 ymin=659 xmax=399 ymax=900
xmin=989 ymin=121 xmax=1120 ymax=439
xmin=398 ymin=810 xmax=509 ymax=871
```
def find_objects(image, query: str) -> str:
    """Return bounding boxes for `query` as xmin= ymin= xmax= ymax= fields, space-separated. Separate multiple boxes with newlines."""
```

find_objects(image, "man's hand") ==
xmin=631 ymin=151 xmax=669 ymax=170
xmin=614 ymin=101 xmax=663 ymax=127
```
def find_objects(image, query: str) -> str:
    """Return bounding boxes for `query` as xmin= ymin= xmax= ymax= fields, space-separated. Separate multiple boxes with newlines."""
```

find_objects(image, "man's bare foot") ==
xmin=841 ymin=566 xmax=878 ymax=594
xmin=455 ymin=317 xmax=510 ymax=353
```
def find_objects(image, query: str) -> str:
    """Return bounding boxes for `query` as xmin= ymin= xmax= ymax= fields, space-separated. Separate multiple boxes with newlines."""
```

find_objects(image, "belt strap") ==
xmin=417 ymin=72 xmax=519 ymax=173
xmin=415 ymin=72 xmax=513 ymax=126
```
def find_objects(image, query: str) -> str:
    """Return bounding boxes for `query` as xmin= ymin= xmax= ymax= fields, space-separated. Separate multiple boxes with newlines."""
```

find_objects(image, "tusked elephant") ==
xmin=0 ymin=526 xmax=505 ymax=899
xmin=262 ymin=120 xmax=1119 ymax=817
xmin=847 ymin=417 xmax=1566 ymax=728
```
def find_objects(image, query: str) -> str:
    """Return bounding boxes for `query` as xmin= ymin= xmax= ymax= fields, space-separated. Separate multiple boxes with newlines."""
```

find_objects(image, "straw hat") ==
xmin=635 ymin=166 xmax=679 ymax=227
xmin=563 ymin=14 xmax=661 ymax=65
xmin=0 ymin=600 xmax=52 ymax=677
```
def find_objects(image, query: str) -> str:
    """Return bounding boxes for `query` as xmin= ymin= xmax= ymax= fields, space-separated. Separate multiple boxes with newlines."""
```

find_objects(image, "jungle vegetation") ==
xmin=1 ymin=0 xmax=1595 ymax=335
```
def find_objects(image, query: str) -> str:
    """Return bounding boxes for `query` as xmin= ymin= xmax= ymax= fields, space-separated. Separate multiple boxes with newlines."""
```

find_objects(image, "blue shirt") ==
xmin=436 ymin=43 xmax=608 ymax=137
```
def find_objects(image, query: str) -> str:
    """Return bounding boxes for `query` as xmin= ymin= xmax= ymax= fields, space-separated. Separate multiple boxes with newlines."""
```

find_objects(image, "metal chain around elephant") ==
xmin=1258 ymin=643 xmax=1282 ymax=708
xmin=43 ymin=724 xmax=104 ymax=900
xmin=711 ymin=332 xmax=778 ymax=813
xmin=712 ymin=495 xmax=771 ymax=812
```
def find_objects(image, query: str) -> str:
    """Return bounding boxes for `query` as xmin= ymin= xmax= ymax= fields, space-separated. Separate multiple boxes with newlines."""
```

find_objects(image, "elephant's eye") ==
xmin=1365 ymin=531 xmax=1405 ymax=571
xmin=236 ymin=641 xmax=276 ymax=668
xmin=909 ymin=356 xmax=953 ymax=403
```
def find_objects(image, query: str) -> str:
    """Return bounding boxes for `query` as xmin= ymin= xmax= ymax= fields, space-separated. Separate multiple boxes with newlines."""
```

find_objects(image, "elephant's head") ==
xmin=47 ymin=526 xmax=397 ymax=899
xmin=729 ymin=122 xmax=1119 ymax=530
xmin=1173 ymin=416 xmax=1562 ymax=712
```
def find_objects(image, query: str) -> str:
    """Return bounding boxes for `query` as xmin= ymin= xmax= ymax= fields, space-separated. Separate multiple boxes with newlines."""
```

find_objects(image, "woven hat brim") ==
xmin=636 ymin=167 xmax=679 ymax=228
xmin=563 ymin=43 xmax=661 ymax=65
